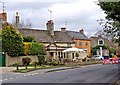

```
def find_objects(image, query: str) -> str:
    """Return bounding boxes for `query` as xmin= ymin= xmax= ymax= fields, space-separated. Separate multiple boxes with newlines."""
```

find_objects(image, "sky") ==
xmin=0 ymin=0 xmax=106 ymax=37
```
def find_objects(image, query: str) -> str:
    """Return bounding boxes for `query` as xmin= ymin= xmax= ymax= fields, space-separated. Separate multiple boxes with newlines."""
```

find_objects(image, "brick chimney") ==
xmin=0 ymin=12 xmax=7 ymax=29
xmin=46 ymin=20 xmax=54 ymax=36
xmin=15 ymin=12 xmax=20 ymax=28
xmin=0 ymin=12 xmax=7 ymax=22
xmin=79 ymin=29 xmax=84 ymax=34
xmin=61 ymin=27 xmax=66 ymax=32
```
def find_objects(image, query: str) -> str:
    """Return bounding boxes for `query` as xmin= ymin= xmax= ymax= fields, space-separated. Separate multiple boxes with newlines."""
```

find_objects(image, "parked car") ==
xmin=103 ymin=58 xmax=119 ymax=65
xmin=103 ymin=59 xmax=110 ymax=64
xmin=93 ymin=55 xmax=104 ymax=60
xmin=111 ymin=58 xmax=118 ymax=64
xmin=118 ymin=58 xmax=120 ymax=63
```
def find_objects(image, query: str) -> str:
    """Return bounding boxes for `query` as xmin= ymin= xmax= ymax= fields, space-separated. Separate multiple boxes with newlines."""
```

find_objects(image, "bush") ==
xmin=30 ymin=42 xmax=45 ymax=55
xmin=23 ymin=36 xmax=36 ymax=42
xmin=37 ymin=54 xmax=45 ymax=66
xmin=46 ymin=61 xmax=52 ymax=65
xmin=23 ymin=42 xmax=31 ymax=55
xmin=52 ymin=61 xmax=59 ymax=66
xmin=22 ymin=57 xmax=32 ymax=66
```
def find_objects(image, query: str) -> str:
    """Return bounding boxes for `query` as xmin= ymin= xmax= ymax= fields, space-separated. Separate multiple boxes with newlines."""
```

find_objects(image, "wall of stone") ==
xmin=6 ymin=54 xmax=38 ymax=66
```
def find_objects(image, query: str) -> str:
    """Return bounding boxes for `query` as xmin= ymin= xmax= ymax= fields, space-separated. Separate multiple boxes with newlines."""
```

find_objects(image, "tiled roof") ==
xmin=53 ymin=31 xmax=73 ymax=43
xmin=66 ymin=31 xmax=89 ymax=40
xmin=90 ymin=36 xmax=116 ymax=47
xmin=18 ymin=29 xmax=73 ymax=43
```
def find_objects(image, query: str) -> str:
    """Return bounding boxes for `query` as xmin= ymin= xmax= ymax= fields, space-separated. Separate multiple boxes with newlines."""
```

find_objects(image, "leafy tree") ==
xmin=91 ymin=45 xmax=107 ymax=55
xmin=97 ymin=1 xmax=120 ymax=46
xmin=2 ymin=24 xmax=23 ymax=57
xmin=30 ymin=42 xmax=45 ymax=55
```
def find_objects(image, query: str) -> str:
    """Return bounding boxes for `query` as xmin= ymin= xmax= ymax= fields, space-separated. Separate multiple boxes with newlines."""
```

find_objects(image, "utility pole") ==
xmin=48 ymin=10 xmax=52 ymax=20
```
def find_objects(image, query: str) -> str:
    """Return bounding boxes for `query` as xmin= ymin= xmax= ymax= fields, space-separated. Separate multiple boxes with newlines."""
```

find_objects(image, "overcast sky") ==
xmin=0 ymin=0 xmax=106 ymax=37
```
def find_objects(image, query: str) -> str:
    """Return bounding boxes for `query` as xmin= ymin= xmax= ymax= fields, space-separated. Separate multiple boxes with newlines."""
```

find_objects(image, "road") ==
xmin=1 ymin=64 xmax=119 ymax=84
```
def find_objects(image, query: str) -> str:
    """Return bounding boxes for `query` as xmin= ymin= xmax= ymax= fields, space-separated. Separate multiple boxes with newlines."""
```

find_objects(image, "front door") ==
xmin=50 ymin=52 xmax=54 ymax=62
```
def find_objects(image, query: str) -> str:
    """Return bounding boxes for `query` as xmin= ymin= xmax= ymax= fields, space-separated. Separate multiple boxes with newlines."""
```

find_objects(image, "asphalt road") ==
xmin=1 ymin=64 xmax=119 ymax=84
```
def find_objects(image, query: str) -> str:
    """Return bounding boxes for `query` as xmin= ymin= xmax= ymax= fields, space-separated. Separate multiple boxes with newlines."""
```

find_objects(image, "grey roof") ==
xmin=53 ymin=31 xmax=73 ymax=43
xmin=90 ymin=36 xmax=116 ymax=48
xmin=18 ymin=29 xmax=73 ymax=43
xmin=66 ymin=31 xmax=89 ymax=40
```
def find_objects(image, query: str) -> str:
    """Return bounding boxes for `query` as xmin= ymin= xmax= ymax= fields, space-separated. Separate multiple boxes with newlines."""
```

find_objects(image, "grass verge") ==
xmin=13 ymin=65 xmax=60 ymax=73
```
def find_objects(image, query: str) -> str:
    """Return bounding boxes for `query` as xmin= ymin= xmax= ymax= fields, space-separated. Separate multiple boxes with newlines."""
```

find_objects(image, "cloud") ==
xmin=0 ymin=0 xmax=106 ymax=37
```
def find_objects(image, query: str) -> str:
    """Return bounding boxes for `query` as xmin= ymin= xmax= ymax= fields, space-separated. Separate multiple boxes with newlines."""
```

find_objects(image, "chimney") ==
xmin=61 ymin=27 xmax=66 ymax=32
xmin=15 ymin=12 xmax=20 ymax=28
xmin=0 ymin=12 xmax=7 ymax=22
xmin=46 ymin=20 xmax=54 ymax=36
xmin=79 ymin=29 xmax=84 ymax=34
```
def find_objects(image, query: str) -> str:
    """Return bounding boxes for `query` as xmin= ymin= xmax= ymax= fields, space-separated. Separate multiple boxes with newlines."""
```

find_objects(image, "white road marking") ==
xmin=23 ymin=75 xmax=27 ymax=76
xmin=9 ymin=78 xmax=13 ymax=79
xmin=27 ymin=74 xmax=31 ymax=76
xmin=4 ymin=79 xmax=8 ymax=81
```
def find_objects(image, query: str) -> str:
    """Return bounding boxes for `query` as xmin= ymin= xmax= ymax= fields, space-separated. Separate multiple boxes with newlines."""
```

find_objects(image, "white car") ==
xmin=93 ymin=55 xmax=104 ymax=60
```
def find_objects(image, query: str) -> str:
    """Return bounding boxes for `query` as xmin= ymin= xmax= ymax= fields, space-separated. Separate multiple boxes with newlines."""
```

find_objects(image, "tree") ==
xmin=2 ymin=23 xmax=23 ymax=57
xmin=12 ymin=18 xmax=32 ymax=29
xmin=30 ymin=42 xmax=45 ymax=55
xmin=97 ymin=1 xmax=120 ymax=46
xmin=19 ymin=18 xmax=32 ymax=29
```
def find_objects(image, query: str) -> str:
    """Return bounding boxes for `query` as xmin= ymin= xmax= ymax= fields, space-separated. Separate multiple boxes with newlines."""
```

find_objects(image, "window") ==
xmin=86 ymin=42 xmax=88 ymax=46
xmin=99 ymin=40 xmax=103 ymax=45
xmin=98 ymin=39 xmax=104 ymax=45
xmin=79 ymin=42 xmax=82 ymax=46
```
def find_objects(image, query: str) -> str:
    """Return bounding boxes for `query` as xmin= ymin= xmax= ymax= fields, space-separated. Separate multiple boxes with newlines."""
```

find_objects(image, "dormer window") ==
xmin=98 ymin=39 xmax=104 ymax=45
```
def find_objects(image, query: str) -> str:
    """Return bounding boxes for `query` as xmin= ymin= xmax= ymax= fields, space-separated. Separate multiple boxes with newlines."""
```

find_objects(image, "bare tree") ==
xmin=19 ymin=18 xmax=32 ymax=29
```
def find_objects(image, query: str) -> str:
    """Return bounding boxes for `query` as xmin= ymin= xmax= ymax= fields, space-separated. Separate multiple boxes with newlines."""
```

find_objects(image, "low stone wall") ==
xmin=6 ymin=54 xmax=38 ymax=66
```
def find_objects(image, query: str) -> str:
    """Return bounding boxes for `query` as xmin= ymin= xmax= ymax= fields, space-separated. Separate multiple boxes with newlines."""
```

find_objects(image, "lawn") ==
xmin=13 ymin=65 xmax=60 ymax=73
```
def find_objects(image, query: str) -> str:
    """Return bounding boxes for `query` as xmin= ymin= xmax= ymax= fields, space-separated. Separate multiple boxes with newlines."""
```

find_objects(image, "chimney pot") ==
xmin=79 ymin=29 xmax=84 ymax=33
xmin=61 ymin=27 xmax=66 ymax=32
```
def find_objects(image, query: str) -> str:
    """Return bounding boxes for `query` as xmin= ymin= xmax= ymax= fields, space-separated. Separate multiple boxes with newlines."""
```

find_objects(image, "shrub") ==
xmin=22 ymin=57 xmax=32 ymax=68
xmin=23 ymin=36 xmax=36 ymax=42
xmin=23 ymin=42 xmax=31 ymax=55
xmin=52 ymin=61 xmax=59 ymax=66
xmin=46 ymin=61 xmax=52 ymax=65
xmin=37 ymin=54 xmax=45 ymax=66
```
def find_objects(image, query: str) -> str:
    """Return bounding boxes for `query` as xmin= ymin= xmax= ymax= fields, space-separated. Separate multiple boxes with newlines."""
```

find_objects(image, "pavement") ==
xmin=0 ymin=67 xmax=16 ymax=74
xmin=0 ymin=66 xmax=81 ymax=74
